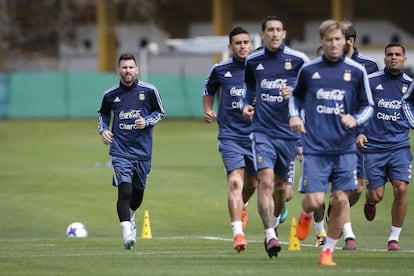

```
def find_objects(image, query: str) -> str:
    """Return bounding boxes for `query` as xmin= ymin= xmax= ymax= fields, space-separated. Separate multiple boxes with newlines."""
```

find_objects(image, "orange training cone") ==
xmin=141 ymin=210 xmax=152 ymax=238
xmin=288 ymin=217 xmax=300 ymax=251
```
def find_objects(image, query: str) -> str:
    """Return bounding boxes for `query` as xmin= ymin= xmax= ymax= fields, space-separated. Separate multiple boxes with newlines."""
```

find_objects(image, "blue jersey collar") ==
xmin=119 ymin=79 xmax=138 ymax=90
xmin=264 ymin=44 xmax=285 ymax=56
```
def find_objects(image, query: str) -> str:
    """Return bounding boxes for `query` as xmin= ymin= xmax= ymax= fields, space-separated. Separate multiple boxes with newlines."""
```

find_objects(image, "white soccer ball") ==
xmin=66 ymin=222 xmax=88 ymax=238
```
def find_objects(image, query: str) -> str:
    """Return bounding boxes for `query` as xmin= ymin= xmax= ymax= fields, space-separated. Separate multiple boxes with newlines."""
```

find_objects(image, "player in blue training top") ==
xmin=403 ymin=79 xmax=414 ymax=126
xmin=358 ymin=43 xmax=412 ymax=251
xmin=202 ymin=26 xmax=257 ymax=253
xmin=98 ymin=53 xmax=165 ymax=250
xmin=242 ymin=15 xmax=310 ymax=258
xmin=313 ymin=21 xmax=382 ymax=250
xmin=342 ymin=21 xmax=381 ymax=75
xmin=289 ymin=19 xmax=373 ymax=266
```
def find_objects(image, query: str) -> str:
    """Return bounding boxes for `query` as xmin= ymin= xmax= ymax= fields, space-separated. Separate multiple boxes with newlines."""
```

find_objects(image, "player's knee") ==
xmin=393 ymin=180 xmax=408 ymax=198
xmin=228 ymin=177 xmax=243 ymax=191
xmin=331 ymin=193 xmax=349 ymax=208
xmin=367 ymin=189 xmax=383 ymax=203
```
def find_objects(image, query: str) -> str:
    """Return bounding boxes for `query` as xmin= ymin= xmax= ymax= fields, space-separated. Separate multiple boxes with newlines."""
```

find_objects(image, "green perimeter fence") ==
xmin=0 ymin=72 xmax=206 ymax=118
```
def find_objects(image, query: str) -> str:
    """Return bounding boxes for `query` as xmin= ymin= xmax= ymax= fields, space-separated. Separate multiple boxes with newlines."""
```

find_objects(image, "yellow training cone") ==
xmin=141 ymin=210 xmax=152 ymax=238
xmin=288 ymin=217 xmax=300 ymax=251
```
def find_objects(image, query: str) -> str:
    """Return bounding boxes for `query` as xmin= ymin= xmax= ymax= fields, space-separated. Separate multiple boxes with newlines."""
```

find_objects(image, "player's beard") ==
xmin=122 ymin=74 xmax=135 ymax=86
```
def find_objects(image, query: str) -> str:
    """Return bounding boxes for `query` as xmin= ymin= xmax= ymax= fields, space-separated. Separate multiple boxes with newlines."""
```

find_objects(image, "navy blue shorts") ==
xmin=365 ymin=148 xmax=412 ymax=189
xmin=299 ymin=153 xmax=358 ymax=193
xmin=218 ymin=139 xmax=257 ymax=177
xmin=251 ymin=132 xmax=297 ymax=182
xmin=111 ymin=156 xmax=151 ymax=190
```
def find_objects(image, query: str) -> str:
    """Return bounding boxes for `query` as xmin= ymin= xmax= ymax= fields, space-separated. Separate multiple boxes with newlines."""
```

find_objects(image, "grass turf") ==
xmin=0 ymin=118 xmax=413 ymax=275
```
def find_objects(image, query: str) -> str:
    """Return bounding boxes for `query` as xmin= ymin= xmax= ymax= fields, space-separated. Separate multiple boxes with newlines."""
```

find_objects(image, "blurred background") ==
xmin=1 ymin=0 xmax=413 ymax=118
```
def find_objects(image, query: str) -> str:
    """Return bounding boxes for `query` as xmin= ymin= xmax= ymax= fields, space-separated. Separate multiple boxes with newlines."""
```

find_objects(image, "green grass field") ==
xmin=0 ymin=119 xmax=413 ymax=275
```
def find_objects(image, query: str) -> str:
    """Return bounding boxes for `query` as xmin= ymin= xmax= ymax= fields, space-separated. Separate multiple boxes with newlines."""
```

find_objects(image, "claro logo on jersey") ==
xmin=377 ymin=99 xmax=402 ymax=121
xmin=229 ymin=87 xmax=245 ymax=109
xmin=315 ymin=89 xmax=345 ymax=115
xmin=118 ymin=110 xmax=142 ymax=130
xmin=259 ymin=79 xmax=287 ymax=103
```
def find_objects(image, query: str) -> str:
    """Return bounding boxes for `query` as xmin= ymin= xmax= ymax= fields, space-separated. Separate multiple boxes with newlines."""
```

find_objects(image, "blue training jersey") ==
xmin=402 ymin=81 xmax=414 ymax=127
xmin=203 ymin=57 xmax=252 ymax=141
xmin=351 ymin=48 xmax=381 ymax=74
xmin=97 ymin=79 xmax=165 ymax=160
xmin=289 ymin=56 xmax=374 ymax=155
xmin=244 ymin=45 xmax=310 ymax=140
xmin=362 ymin=69 xmax=413 ymax=152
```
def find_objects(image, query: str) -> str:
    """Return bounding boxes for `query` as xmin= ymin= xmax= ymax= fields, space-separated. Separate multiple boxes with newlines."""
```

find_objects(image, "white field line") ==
xmin=2 ymin=235 xmax=414 ymax=258
xmin=198 ymin=236 xmax=414 ymax=253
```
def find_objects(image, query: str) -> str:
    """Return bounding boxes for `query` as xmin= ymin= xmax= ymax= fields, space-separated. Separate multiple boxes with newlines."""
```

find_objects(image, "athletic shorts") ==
xmin=365 ymin=147 xmax=412 ymax=190
xmin=299 ymin=153 xmax=357 ymax=193
xmin=251 ymin=132 xmax=298 ymax=182
xmin=111 ymin=156 xmax=151 ymax=190
xmin=218 ymin=139 xmax=257 ymax=177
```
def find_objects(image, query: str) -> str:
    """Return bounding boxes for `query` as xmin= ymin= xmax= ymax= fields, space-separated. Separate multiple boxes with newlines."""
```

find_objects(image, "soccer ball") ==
xmin=66 ymin=222 xmax=88 ymax=238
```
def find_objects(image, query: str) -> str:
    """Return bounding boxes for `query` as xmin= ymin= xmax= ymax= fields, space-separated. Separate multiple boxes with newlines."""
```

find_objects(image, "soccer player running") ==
xmin=313 ymin=21 xmax=382 ymax=250
xmin=360 ymin=42 xmax=412 ymax=251
xmin=242 ymin=15 xmax=310 ymax=258
xmin=289 ymin=19 xmax=374 ymax=266
xmin=202 ymin=26 xmax=257 ymax=253
xmin=98 ymin=53 xmax=165 ymax=249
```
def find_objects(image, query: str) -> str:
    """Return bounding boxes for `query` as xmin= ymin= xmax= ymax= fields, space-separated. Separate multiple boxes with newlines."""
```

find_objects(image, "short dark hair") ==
xmin=385 ymin=42 xmax=406 ymax=55
xmin=118 ymin=53 xmax=136 ymax=66
xmin=229 ymin=26 xmax=249 ymax=44
xmin=261 ymin=16 xmax=283 ymax=31
xmin=342 ymin=21 xmax=357 ymax=41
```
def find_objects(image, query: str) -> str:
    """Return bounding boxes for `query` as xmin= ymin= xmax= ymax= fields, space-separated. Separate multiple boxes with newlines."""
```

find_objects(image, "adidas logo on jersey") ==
xmin=256 ymin=63 xmax=264 ymax=70
xmin=375 ymin=84 xmax=384 ymax=90
xmin=114 ymin=96 xmax=121 ymax=102
xmin=312 ymin=72 xmax=321 ymax=79
xmin=224 ymin=71 xmax=232 ymax=77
